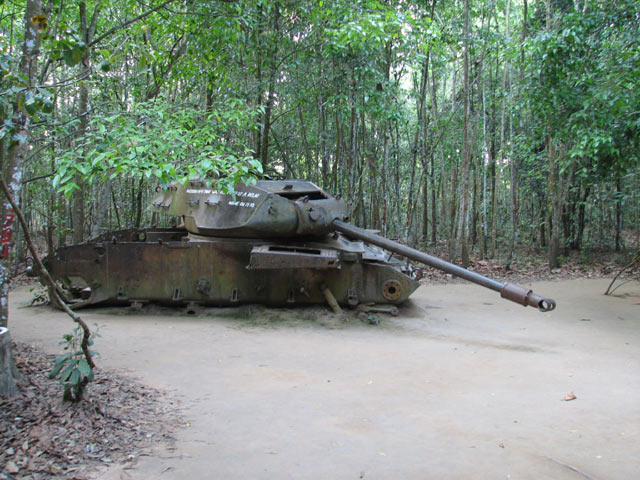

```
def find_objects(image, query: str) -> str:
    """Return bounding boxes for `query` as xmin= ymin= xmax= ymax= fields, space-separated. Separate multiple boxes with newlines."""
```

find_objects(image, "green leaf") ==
xmin=49 ymin=356 xmax=70 ymax=379
xmin=59 ymin=362 xmax=75 ymax=382
xmin=69 ymin=368 xmax=80 ymax=385
xmin=24 ymin=93 xmax=37 ymax=115
xmin=42 ymin=98 xmax=54 ymax=113
xmin=54 ymin=352 xmax=73 ymax=364
xmin=63 ymin=49 xmax=75 ymax=67
xmin=77 ymin=359 xmax=91 ymax=378
xmin=71 ymin=47 xmax=83 ymax=64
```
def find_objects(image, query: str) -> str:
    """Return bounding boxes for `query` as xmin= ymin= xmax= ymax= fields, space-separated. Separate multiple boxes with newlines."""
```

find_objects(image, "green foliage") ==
xmin=45 ymin=23 xmax=88 ymax=68
xmin=49 ymin=325 xmax=100 ymax=403
xmin=522 ymin=0 xmax=639 ymax=176
xmin=52 ymin=100 xmax=264 ymax=197
xmin=0 ymin=17 xmax=87 ymax=146
xmin=325 ymin=1 xmax=411 ymax=52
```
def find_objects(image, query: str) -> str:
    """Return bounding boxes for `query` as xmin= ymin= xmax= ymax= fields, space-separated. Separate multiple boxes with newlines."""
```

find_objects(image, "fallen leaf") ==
xmin=6 ymin=461 xmax=19 ymax=474
xmin=2 ymin=342 xmax=183 ymax=480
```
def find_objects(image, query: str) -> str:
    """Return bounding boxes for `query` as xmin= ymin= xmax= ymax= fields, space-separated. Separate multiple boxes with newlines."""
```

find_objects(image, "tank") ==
xmin=30 ymin=179 xmax=556 ymax=312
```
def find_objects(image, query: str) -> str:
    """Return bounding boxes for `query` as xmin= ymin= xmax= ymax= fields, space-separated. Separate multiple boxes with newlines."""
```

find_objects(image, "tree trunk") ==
xmin=252 ymin=3 xmax=264 ymax=161
xmin=430 ymin=154 xmax=437 ymax=245
xmin=438 ymin=71 xmax=448 ymax=243
xmin=440 ymin=150 xmax=448 ymax=244
xmin=479 ymin=74 xmax=489 ymax=258
xmin=348 ymin=88 xmax=358 ymax=205
xmin=490 ymin=141 xmax=498 ymax=257
xmin=547 ymin=138 xmax=562 ymax=269
xmin=368 ymin=138 xmax=380 ymax=229
xmin=459 ymin=0 xmax=472 ymax=267
xmin=72 ymin=2 xmax=100 ymax=244
xmin=447 ymin=62 xmax=459 ymax=260
xmin=1 ymin=0 xmax=43 ymax=328
xmin=417 ymin=170 xmax=428 ymax=246
xmin=507 ymin=0 xmax=529 ymax=266
xmin=0 ymin=327 xmax=20 ymax=396
xmin=134 ymin=177 xmax=144 ymax=228
xmin=393 ymin=123 xmax=402 ymax=238
xmin=407 ymin=52 xmax=429 ymax=244
xmin=539 ymin=194 xmax=546 ymax=248
xmin=574 ymin=186 xmax=590 ymax=250
xmin=382 ymin=124 xmax=390 ymax=236
xmin=91 ymin=178 xmax=112 ymax=238
xmin=471 ymin=159 xmax=478 ymax=248
xmin=428 ymin=64 xmax=439 ymax=246
xmin=0 ymin=0 xmax=43 ymax=396
xmin=259 ymin=4 xmax=280 ymax=170
xmin=332 ymin=109 xmax=342 ymax=195
xmin=447 ymin=160 xmax=459 ymax=261
xmin=353 ymin=110 xmax=367 ymax=226
xmin=562 ymin=191 xmax=573 ymax=254
xmin=615 ymin=177 xmax=623 ymax=251
xmin=318 ymin=93 xmax=329 ymax=188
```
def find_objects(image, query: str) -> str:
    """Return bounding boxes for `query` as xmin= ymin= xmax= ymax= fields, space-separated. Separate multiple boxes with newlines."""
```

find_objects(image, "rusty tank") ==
xmin=32 ymin=179 xmax=556 ymax=312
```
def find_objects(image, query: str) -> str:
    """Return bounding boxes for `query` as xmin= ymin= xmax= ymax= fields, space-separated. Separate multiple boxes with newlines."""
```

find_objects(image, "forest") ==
xmin=0 ymin=0 xmax=639 ymax=294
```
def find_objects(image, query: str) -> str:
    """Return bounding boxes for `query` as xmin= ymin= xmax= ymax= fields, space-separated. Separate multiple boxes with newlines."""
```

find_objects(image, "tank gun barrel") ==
xmin=333 ymin=220 xmax=556 ymax=312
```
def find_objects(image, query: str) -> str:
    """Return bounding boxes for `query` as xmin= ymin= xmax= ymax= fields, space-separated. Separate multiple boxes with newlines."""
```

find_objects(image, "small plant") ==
xmin=49 ymin=325 xmax=100 ymax=402
xmin=29 ymin=286 xmax=49 ymax=306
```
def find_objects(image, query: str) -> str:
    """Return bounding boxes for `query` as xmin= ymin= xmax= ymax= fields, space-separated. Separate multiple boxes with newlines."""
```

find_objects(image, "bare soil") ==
xmin=5 ymin=277 xmax=640 ymax=479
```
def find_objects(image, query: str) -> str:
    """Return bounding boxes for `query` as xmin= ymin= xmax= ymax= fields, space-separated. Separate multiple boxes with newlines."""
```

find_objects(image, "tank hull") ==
xmin=43 ymin=228 xmax=420 ymax=309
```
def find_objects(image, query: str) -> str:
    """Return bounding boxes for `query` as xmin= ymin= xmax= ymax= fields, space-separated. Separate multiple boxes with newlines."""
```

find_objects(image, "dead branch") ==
xmin=604 ymin=249 xmax=640 ymax=296
xmin=0 ymin=175 xmax=95 ymax=368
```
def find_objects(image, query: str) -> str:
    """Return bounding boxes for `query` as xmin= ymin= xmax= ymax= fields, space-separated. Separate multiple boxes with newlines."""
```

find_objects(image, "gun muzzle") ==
xmin=500 ymin=283 xmax=556 ymax=312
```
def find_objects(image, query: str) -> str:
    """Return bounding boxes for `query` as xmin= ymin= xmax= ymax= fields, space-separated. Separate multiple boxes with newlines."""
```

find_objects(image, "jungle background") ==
xmin=1 ymin=0 xmax=639 ymax=294
xmin=2 ymin=0 xmax=639 ymax=473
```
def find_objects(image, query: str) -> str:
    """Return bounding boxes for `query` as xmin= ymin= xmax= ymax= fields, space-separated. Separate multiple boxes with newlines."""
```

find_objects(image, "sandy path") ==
xmin=8 ymin=278 xmax=640 ymax=479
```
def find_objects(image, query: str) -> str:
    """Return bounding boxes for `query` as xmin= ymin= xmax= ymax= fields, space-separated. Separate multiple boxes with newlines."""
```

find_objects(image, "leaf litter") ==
xmin=1 ymin=342 xmax=183 ymax=479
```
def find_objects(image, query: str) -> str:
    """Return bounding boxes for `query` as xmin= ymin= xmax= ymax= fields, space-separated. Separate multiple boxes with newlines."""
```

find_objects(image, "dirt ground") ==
xmin=7 ymin=278 xmax=640 ymax=480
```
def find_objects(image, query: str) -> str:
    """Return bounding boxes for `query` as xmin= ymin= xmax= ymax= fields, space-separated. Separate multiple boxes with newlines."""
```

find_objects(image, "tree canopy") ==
xmin=0 ymin=0 xmax=638 ymax=274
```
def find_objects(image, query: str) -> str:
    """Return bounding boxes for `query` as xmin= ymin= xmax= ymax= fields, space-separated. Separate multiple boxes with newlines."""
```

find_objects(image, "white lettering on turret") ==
xmin=228 ymin=201 xmax=256 ymax=208
xmin=186 ymin=189 xmax=260 ymax=199
xmin=187 ymin=189 xmax=220 ymax=194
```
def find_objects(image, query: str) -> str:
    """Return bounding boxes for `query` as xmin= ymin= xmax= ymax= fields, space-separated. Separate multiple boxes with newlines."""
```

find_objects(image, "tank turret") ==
xmin=150 ymin=179 xmax=348 ymax=238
